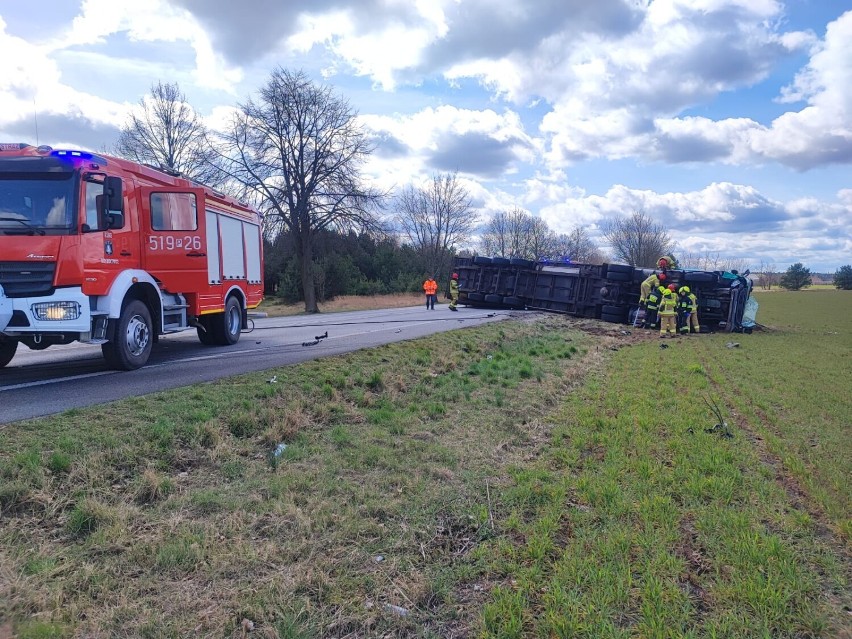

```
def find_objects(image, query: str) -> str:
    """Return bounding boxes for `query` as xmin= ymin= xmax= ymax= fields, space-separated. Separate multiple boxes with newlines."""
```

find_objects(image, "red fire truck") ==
xmin=0 ymin=143 xmax=263 ymax=370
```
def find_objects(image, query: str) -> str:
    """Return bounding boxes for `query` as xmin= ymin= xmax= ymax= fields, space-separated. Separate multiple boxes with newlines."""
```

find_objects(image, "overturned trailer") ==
xmin=453 ymin=256 xmax=754 ymax=332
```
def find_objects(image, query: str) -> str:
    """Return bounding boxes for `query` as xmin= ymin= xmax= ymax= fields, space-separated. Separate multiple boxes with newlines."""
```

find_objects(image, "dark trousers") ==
xmin=644 ymin=308 xmax=658 ymax=328
xmin=426 ymin=294 xmax=436 ymax=309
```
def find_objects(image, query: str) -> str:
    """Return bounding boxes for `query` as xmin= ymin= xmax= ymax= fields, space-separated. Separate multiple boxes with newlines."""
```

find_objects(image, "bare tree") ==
xmin=601 ymin=210 xmax=674 ymax=267
xmin=553 ymin=227 xmax=606 ymax=263
xmin=757 ymin=260 xmax=779 ymax=290
xmin=480 ymin=208 xmax=555 ymax=259
xmin=396 ymin=173 xmax=477 ymax=276
xmin=114 ymin=81 xmax=220 ymax=183
xmin=212 ymin=68 xmax=385 ymax=313
xmin=680 ymin=250 xmax=750 ymax=274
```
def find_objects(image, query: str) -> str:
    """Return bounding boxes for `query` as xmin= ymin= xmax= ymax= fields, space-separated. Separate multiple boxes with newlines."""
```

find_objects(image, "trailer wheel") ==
xmin=211 ymin=296 xmax=242 ymax=346
xmin=509 ymin=258 xmax=535 ymax=268
xmin=606 ymin=271 xmax=632 ymax=282
xmin=606 ymin=264 xmax=633 ymax=274
xmin=472 ymin=256 xmax=492 ymax=266
xmin=491 ymin=257 xmax=510 ymax=266
xmin=0 ymin=338 xmax=17 ymax=368
xmin=602 ymin=305 xmax=628 ymax=318
xmin=467 ymin=292 xmax=485 ymax=302
xmin=503 ymin=296 xmax=525 ymax=308
xmin=102 ymin=300 xmax=153 ymax=370
xmin=600 ymin=313 xmax=626 ymax=324
xmin=484 ymin=294 xmax=503 ymax=304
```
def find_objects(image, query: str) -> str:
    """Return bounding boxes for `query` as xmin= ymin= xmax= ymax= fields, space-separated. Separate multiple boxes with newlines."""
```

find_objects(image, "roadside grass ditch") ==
xmin=1 ymin=292 xmax=849 ymax=638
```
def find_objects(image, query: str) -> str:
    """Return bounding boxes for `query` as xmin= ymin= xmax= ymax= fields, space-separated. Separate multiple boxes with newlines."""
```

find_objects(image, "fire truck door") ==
xmin=140 ymin=187 xmax=208 ymax=292
xmin=80 ymin=176 xmax=140 ymax=296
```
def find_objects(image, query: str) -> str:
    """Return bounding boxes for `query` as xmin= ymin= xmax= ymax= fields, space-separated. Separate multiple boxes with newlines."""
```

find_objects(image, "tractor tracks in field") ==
xmin=694 ymin=348 xmax=852 ymax=620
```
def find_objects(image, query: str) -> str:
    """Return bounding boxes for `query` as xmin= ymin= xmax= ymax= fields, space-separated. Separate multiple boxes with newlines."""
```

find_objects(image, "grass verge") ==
xmin=1 ymin=292 xmax=849 ymax=638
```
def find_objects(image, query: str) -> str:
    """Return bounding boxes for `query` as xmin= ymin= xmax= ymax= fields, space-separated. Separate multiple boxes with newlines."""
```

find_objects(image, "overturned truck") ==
xmin=453 ymin=256 xmax=754 ymax=332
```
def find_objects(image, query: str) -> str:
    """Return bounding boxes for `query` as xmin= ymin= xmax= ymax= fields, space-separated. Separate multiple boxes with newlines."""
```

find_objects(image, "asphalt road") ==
xmin=0 ymin=305 xmax=510 ymax=424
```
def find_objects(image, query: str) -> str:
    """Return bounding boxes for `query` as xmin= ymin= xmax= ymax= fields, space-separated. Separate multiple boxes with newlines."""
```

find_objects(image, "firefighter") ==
xmin=640 ymin=270 xmax=668 ymax=304
xmin=639 ymin=254 xmax=679 ymax=304
xmin=448 ymin=272 xmax=460 ymax=311
xmin=423 ymin=275 xmax=438 ymax=310
xmin=657 ymin=254 xmax=678 ymax=270
xmin=643 ymin=283 xmax=664 ymax=329
xmin=658 ymin=287 xmax=678 ymax=338
xmin=678 ymin=286 xmax=700 ymax=334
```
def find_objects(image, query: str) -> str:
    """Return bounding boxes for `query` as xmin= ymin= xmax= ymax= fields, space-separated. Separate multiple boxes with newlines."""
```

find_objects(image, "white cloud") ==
xmin=530 ymin=180 xmax=850 ymax=270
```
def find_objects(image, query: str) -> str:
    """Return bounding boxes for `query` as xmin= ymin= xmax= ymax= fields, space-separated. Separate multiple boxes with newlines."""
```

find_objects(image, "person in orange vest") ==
xmin=423 ymin=275 xmax=438 ymax=310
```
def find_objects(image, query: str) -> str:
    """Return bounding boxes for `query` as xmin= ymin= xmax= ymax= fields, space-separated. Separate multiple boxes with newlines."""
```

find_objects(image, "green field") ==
xmin=1 ymin=291 xmax=849 ymax=638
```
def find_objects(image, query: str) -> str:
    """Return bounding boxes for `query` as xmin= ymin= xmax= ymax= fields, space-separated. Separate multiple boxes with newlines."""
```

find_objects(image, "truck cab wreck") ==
xmin=0 ymin=143 xmax=263 ymax=370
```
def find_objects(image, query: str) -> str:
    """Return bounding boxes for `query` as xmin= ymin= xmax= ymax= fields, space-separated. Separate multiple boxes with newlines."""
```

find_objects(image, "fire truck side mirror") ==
xmin=103 ymin=176 xmax=125 ymax=230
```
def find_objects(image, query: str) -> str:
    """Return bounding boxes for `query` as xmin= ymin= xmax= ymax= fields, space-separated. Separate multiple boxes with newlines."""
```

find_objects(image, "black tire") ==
xmin=634 ymin=268 xmax=652 ymax=282
xmin=102 ymin=299 xmax=153 ymax=370
xmin=196 ymin=316 xmax=217 ymax=345
xmin=484 ymin=294 xmax=503 ymax=304
xmin=503 ymin=296 xmax=525 ymax=308
xmin=467 ymin=292 xmax=485 ymax=302
xmin=509 ymin=258 xmax=535 ymax=268
xmin=0 ymin=338 xmax=17 ymax=368
xmin=600 ymin=313 xmax=625 ymax=324
xmin=491 ymin=257 xmax=510 ymax=266
xmin=472 ymin=256 xmax=492 ymax=266
xmin=602 ymin=305 xmax=628 ymax=318
xmin=606 ymin=264 xmax=634 ymax=275
xmin=606 ymin=271 xmax=632 ymax=282
xmin=211 ymin=296 xmax=242 ymax=346
xmin=685 ymin=271 xmax=717 ymax=284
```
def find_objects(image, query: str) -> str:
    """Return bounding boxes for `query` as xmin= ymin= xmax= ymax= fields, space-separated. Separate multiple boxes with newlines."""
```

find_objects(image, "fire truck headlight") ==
xmin=31 ymin=302 xmax=81 ymax=321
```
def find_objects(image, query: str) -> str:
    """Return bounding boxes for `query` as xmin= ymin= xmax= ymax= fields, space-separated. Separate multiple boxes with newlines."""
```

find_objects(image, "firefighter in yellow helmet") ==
xmin=448 ymin=272 xmax=460 ymax=311
xmin=678 ymin=285 xmax=700 ymax=334
xmin=658 ymin=287 xmax=678 ymax=338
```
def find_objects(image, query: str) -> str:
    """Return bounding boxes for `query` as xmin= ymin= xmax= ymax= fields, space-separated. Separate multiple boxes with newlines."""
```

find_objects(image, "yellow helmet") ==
xmin=663 ymin=289 xmax=674 ymax=297
xmin=679 ymin=286 xmax=690 ymax=294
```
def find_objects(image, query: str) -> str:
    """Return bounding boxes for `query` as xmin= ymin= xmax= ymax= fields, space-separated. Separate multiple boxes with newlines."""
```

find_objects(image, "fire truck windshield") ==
xmin=0 ymin=173 xmax=76 ymax=235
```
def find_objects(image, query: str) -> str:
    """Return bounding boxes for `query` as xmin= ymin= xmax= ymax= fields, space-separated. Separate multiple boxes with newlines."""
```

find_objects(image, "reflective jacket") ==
xmin=641 ymin=273 xmax=660 ymax=299
xmin=423 ymin=279 xmax=438 ymax=295
xmin=449 ymin=279 xmax=459 ymax=299
xmin=659 ymin=292 xmax=678 ymax=316
xmin=678 ymin=293 xmax=698 ymax=312
xmin=646 ymin=286 xmax=663 ymax=310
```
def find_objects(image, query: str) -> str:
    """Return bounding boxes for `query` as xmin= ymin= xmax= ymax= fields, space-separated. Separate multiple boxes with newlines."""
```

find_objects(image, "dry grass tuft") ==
xmin=260 ymin=293 xmax=425 ymax=317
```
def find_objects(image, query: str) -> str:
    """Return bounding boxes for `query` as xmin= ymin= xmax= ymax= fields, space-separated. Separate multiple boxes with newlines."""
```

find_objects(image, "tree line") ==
xmin=114 ymin=74 xmax=849 ymax=309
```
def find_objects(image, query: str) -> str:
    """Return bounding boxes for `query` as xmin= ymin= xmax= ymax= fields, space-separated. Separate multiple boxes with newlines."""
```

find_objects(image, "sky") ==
xmin=0 ymin=0 xmax=850 ymax=272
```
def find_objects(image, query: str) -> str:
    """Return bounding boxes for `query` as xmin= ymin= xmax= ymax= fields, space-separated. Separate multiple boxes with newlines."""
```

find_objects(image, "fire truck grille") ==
xmin=0 ymin=261 xmax=57 ymax=298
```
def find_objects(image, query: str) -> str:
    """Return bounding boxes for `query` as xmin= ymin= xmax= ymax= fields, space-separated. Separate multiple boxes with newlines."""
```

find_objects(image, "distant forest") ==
xmin=263 ymin=230 xmax=448 ymax=302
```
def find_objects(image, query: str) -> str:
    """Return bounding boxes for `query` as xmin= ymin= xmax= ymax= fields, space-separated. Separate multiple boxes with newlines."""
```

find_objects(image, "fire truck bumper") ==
xmin=0 ymin=287 xmax=92 ymax=336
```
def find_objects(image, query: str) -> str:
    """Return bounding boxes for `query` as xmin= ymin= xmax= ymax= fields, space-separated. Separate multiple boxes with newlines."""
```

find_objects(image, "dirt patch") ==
xmin=675 ymin=515 xmax=713 ymax=618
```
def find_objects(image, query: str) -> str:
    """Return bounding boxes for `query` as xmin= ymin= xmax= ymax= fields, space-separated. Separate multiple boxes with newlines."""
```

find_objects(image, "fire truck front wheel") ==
xmin=102 ymin=300 xmax=153 ymax=370
xmin=0 ymin=338 xmax=17 ymax=368
xmin=209 ymin=296 xmax=242 ymax=346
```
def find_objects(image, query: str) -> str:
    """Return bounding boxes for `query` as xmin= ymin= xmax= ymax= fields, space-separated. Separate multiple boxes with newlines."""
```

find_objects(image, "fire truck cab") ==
xmin=0 ymin=143 xmax=263 ymax=370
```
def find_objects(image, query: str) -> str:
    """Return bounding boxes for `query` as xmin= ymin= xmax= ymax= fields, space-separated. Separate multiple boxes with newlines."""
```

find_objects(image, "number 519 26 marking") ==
xmin=148 ymin=235 xmax=202 ymax=251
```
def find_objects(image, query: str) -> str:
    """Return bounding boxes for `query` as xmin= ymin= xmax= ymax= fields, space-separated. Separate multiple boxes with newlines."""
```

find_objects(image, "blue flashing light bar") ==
xmin=51 ymin=149 xmax=95 ymax=160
